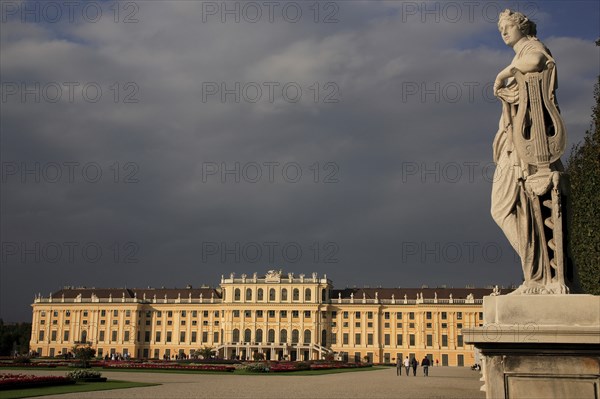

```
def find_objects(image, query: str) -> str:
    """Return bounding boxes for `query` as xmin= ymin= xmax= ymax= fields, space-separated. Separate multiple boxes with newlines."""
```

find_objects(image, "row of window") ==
xmin=41 ymin=309 xmax=481 ymax=320
xmin=40 ymin=327 xmax=465 ymax=349
xmin=231 ymin=310 xmax=313 ymax=318
xmin=145 ymin=319 xmax=216 ymax=327
xmin=40 ymin=329 xmax=221 ymax=344
xmin=39 ymin=312 xmax=475 ymax=334
xmin=154 ymin=331 xmax=219 ymax=343
xmin=333 ymin=321 xmax=465 ymax=329
xmin=41 ymin=310 xmax=222 ymax=318
xmin=39 ymin=318 xmax=465 ymax=331
xmin=335 ymin=311 xmax=472 ymax=320
xmin=42 ymin=310 xmax=120 ymax=318
xmin=229 ymin=287 xmax=317 ymax=302
xmin=143 ymin=310 xmax=220 ymax=318
xmin=230 ymin=328 xmax=312 ymax=344
xmin=40 ymin=319 xmax=466 ymax=338
xmin=337 ymin=333 xmax=464 ymax=347
xmin=40 ymin=330 xmax=90 ymax=343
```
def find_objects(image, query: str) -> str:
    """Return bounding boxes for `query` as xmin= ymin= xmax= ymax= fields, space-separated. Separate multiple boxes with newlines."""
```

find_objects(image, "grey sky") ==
xmin=1 ymin=0 xmax=598 ymax=322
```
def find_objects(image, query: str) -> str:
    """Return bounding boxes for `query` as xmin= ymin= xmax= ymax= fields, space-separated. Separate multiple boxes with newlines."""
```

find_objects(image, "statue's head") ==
xmin=498 ymin=9 xmax=537 ymax=38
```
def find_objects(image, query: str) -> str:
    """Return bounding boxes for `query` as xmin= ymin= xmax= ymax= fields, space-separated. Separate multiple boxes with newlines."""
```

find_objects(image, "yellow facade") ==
xmin=30 ymin=271 xmax=493 ymax=366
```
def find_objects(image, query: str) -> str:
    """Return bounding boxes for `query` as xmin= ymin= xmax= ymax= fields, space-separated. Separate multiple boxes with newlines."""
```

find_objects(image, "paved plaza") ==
xmin=22 ymin=367 xmax=485 ymax=399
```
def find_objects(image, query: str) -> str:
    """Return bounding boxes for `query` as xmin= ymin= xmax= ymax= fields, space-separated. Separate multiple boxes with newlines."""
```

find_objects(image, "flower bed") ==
xmin=0 ymin=373 xmax=75 ymax=390
xmin=268 ymin=362 xmax=311 ymax=372
xmin=0 ymin=362 xmax=58 ymax=368
xmin=177 ymin=359 xmax=240 ymax=365
xmin=103 ymin=362 xmax=235 ymax=372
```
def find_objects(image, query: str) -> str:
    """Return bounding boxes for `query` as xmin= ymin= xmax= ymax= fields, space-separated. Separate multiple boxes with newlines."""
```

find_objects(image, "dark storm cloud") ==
xmin=1 ymin=1 xmax=598 ymax=321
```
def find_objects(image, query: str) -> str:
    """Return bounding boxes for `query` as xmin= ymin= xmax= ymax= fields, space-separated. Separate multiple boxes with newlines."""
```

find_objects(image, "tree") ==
xmin=197 ymin=346 xmax=215 ymax=360
xmin=0 ymin=320 xmax=31 ymax=356
xmin=72 ymin=344 xmax=96 ymax=367
xmin=566 ymin=40 xmax=600 ymax=295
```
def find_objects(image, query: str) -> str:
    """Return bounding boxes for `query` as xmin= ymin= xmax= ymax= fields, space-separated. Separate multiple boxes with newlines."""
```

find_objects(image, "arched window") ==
xmin=321 ymin=289 xmax=327 ymax=302
xmin=293 ymin=288 xmax=299 ymax=301
xmin=81 ymin=330 xmax=87 ymax=343
xmin=321 ymin=330 xmax=327 ymax=346
xmin=222 ymin=289 xmax=226 ymax=300
xmin=304 ymin=329 xmax=311 ymax=344
xmin=256 ymin=329 xmax=263 ymax=343
xmin=280 ymin=329 xmax=287 ymax=343
xmin=292 ymin=329 xmax=299 ymax=344
xmin=269 ymin=288 xmax=276 ymax=301
xmin=305 ymin=288 xmax=312 ymax=301
xmin=246 ymin=288 xmax=252 ymax=301
xmin=257 ymin=288 xmax=264 ymax=301
xmin=233 ymin=329 xmax=240 ymax=342
xmin=281 ymin=289 xmax=288 ymax=301
xmin=234 ymin=289 xmax=240 ymax=301
xmin=268 ymin=329 xmax=275 ymax=343
xmin=244 ymin=329 xmax=251 ymax=342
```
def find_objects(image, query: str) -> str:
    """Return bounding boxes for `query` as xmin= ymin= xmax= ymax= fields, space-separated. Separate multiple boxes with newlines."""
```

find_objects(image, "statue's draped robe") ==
xmin=491 ymin=37 xmax=563 ymax=288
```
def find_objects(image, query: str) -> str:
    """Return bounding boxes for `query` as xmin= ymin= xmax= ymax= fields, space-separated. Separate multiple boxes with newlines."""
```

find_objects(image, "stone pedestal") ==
xmin=464 ymin=295 xmax=600 ymax=399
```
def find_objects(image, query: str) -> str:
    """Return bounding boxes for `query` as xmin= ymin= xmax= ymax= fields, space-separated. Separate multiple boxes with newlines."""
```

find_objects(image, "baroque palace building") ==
xmin=30 ymin=270 xmax=504 ymax=366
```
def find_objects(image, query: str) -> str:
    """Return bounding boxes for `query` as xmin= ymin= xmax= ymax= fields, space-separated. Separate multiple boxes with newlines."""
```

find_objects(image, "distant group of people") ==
xmin=104 ymin=352 xmax=130 ymax=361
xmin=396 ymin=356 xmax=431 ymax=376
xmin=163 ymin=353 xmax=189 ymax=360
xmin=12 ymin=350 xmax=39 ymax=359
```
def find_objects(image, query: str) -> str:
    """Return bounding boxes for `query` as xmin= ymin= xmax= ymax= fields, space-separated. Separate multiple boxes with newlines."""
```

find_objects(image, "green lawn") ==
xmin=0 ymin=380 xmax=158 ymax=399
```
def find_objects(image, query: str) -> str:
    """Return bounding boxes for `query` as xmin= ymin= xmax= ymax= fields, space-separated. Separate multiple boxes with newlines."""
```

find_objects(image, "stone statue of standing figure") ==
xmin=491 ymin=9 xmax=579 ymax=294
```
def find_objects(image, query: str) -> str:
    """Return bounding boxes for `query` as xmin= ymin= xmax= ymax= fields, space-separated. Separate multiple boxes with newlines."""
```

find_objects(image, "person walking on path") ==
xmin=396 ymin=358 xmax=402 ymax=376
xmin=411 ymin=357 xmax=418 ymax=376
xmin=403 ymin=356 xmax=410 ymax=376
xmin=421 ymin=356 xmax=431 ymax=376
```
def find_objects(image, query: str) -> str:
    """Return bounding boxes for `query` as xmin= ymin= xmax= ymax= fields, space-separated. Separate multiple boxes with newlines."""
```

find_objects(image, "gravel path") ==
xmin=17 ymin=367 xmax=485 ymax=399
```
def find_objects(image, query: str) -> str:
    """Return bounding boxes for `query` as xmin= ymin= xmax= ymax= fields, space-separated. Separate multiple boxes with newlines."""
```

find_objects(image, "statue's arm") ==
xmin=511 ymin=51 xmax=547 ymax=74
xmin=494 ymin=51 xmax=546 ymax=95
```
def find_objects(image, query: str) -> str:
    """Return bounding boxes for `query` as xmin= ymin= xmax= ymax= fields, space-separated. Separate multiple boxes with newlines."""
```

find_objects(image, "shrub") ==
xmin=244 ymin=362 xmax=269 ymax=372
xmin=66 ymin=369 xmax=102 ymax=380
xmin=12 ymin=355 xmax=31 ymax=364
xmin=296 ymin=362 xmax=311 ymax=371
